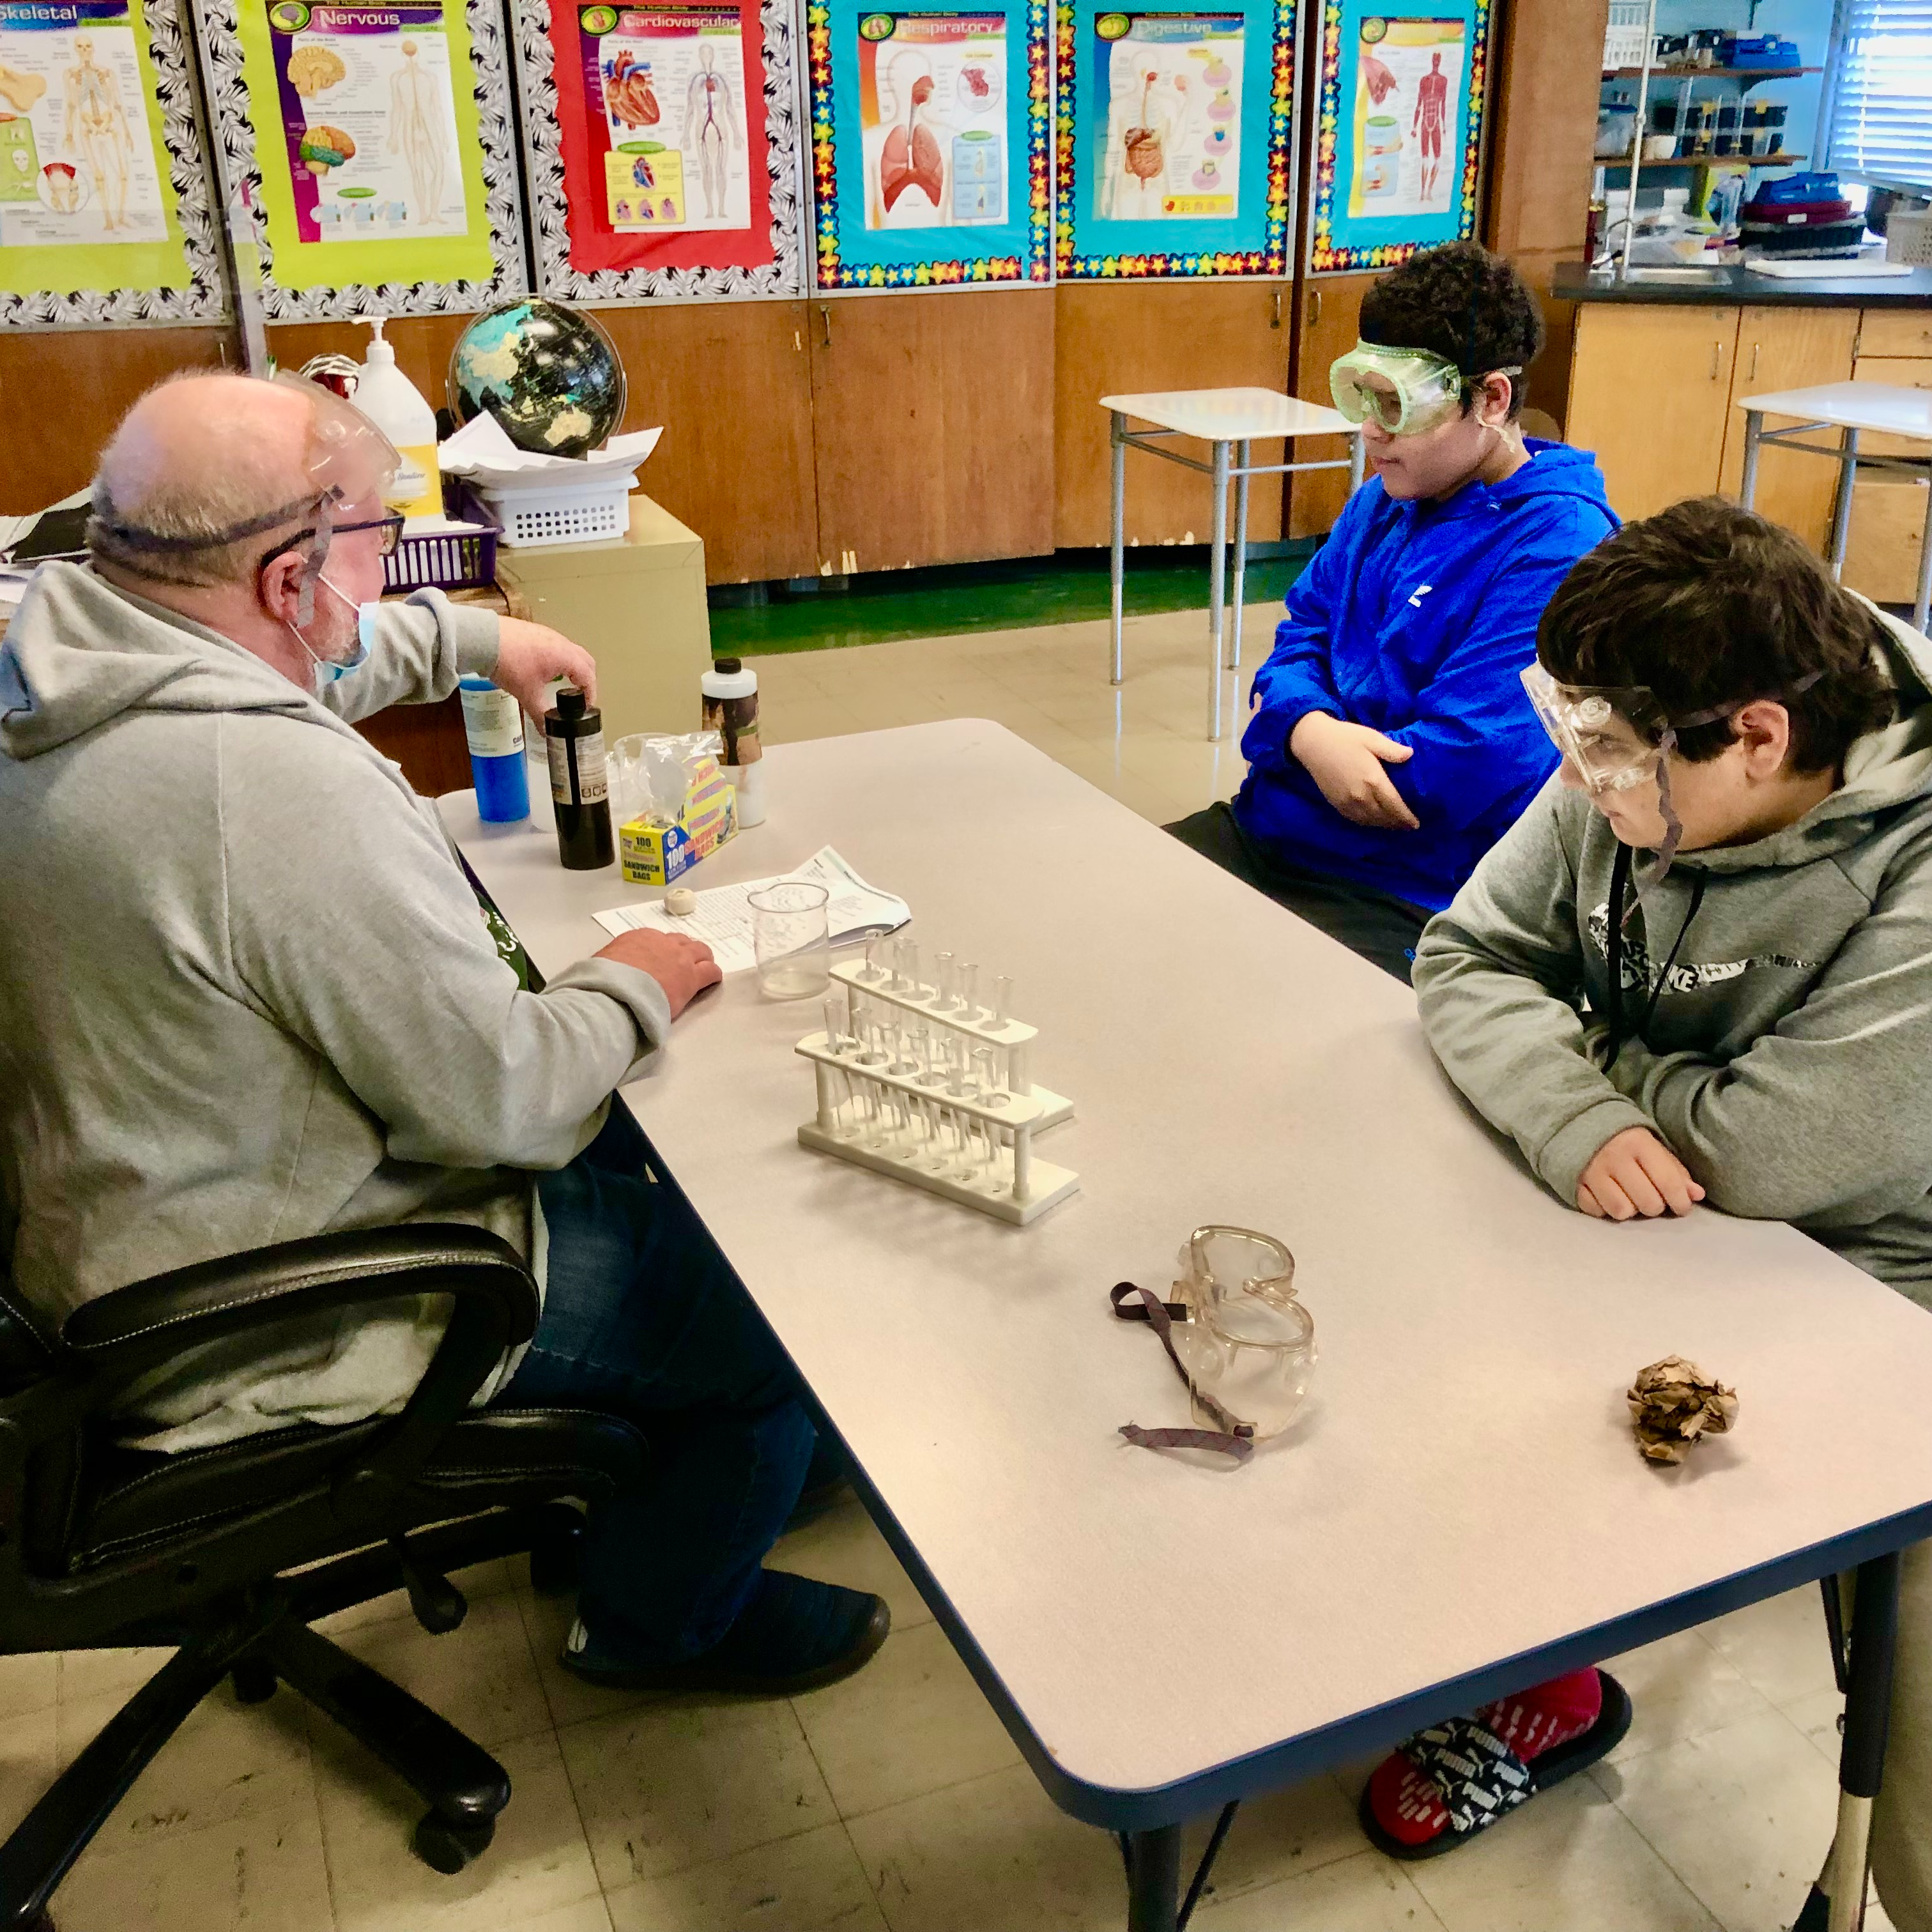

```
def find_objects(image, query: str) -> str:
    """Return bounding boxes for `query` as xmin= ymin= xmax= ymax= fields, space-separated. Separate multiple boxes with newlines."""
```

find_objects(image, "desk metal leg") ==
xmin=1830 ymin=428 xmax=1861 ymax=583
xmin=1126 ymin=1825 xmax=1181 ymax=1932
xmin=1229 ymin=439 xmax=1251 ymax=673
xmin=1740 ymin=410 xmax=1762 ymax=508
xmin=1349 ymin=432 xmax=1366 ymax=493
xmin=1915 ymin=469 xmax=1932 ymax=636
xmin=1796 ymin=1550 xmax=1901 ymax=1932
xmin=1110 ymin=413 xmax=1128 ymax=687
xmin=1207 ymin=440 xmax=1230 ymax=741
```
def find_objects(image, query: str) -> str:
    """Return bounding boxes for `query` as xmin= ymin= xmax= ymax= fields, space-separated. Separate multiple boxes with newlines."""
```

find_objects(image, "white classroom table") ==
xmin=1737 ymin=380 xmax=1932 ymax=631
xmin=1101 ymin=389 xmax=1365 ymax=740
xmin=446 ymin=723 xmax=1932 ymax=1932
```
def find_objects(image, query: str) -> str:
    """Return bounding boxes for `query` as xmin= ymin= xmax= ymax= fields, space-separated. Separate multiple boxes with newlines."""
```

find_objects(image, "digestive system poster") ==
xmin=1093 ymin=15 xmax=1241 ymax=221
xmin=808 ymin=0 xmax=1050 ymax=286
xmin=226 ymin=0 xmax=503 ymax=295
xmin=1309 ymin=0 xmax=1485 ymax=272
xmin=0 ymin=0 xmax=176 ymax=259
xmin=1053 ymin=0 xmax=1292 ymax=279
xmin=858 ymin=12 xmax=1005 ymax=229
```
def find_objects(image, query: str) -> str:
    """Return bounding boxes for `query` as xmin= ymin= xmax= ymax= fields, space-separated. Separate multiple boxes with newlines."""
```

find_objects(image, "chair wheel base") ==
xmin=231 ymin=1658 xmax=277 ymax=1705
xmin=413 ymin=1812 xmax=494 ymax=1874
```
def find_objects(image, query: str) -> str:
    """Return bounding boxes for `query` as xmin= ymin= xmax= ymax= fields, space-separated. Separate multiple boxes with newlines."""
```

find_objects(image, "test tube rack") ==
xmin=792 ymin=950 xmax=1078 ymax=1225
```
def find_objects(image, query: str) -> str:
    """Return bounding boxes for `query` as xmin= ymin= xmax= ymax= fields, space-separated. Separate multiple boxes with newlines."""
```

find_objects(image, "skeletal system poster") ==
xmin=233 ymin=0 xmax=497 ymax=286
xmin=857 ymin=12 xmax=1006 ymax=229
xmin=808 ymin=0 xmax=1050 ymax=286
xmin=1092 ymin=14 xmax=1241 ymax=222
xmin=1053 ymin=0 xmax=1292 ymax=279
xmin=540 ymin=0 xmax=777 ymax=277
xmin=1308 ymin=0 xmax=1486 ymax=272
xmin=0 ymin=0 xmax=190 ymax=290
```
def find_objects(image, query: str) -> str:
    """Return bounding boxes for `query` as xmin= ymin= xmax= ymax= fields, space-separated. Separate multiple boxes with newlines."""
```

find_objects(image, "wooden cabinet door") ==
xmin=1289 ymin=272 xmax=1378 ymax=539
xmin=1851 ymin=355 xmax=1932 ymax=459
xmin=1052 ymin=280 xmax=1291 ymax=548
xmin=808 ymin=288 xmax=1055 ymax=575
xmin=1565 ymin=305 xmax=1739 ymax=523
xmin=1718 ymin=305 xmax=1860 ymax=552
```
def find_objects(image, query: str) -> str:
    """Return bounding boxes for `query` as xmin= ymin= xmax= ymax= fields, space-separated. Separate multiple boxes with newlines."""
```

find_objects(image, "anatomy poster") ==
xmin=1054 ymin=0 xmax=1293 ymax=279
xmin=858 ymin=13 xmax=1005 ymax=229
xmin=215 ymin=0 xmax=520 ymax=306
xmin=519 ymin=0 xmax=797 ymax=293
xmin=808 ymin=0 xmax=1050 ymax=286
xmin=1309 ymin=0 xmax=1487 ymax=272
xmin=0 ymin=0 xmax=224 ymax=316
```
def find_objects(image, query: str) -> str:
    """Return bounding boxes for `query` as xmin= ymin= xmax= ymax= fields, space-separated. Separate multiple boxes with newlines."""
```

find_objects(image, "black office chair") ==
xmin=0 ymin=1224 xmax=648 ymax=1932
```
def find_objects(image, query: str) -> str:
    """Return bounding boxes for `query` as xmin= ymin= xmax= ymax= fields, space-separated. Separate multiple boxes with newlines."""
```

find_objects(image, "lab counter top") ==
xmin=1553 ymin=261 xmax=1932 ymax=307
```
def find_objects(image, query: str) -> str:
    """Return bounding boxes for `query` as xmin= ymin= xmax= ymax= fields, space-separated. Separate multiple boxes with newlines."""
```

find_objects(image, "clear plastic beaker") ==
xmin=749 ymin=880 xmax=831 ymax=999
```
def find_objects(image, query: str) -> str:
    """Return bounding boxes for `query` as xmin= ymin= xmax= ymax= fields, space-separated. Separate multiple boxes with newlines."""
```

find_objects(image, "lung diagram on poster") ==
xmin=264 ymin=0 xmax=470 ymax=243
xmin=579 ymin=3 xmax=750 ymax=233
xmin=1346 ymin=13 xmax=1459 ymax=220
xmin=857 ymin=11 xmax=1006 ymax=229
xmin=0 ymin=0 xmax=169 ymax=247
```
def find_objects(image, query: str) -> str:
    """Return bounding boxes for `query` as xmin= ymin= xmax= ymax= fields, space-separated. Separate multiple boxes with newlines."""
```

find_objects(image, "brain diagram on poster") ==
xmin=0 ymin=0 xmax=169 ymax=245
xmin=1092 ymin=13 xmax=1241 ymax=222
xmin=1347 ymin=13 xmax=1459 ymax=218
xmin=858 ymin=11 xmax=1007 ymax=229
xmin=264 ymin=0 xmax=470 ymax=243
xmin=579 ymin=3 xmax=750 ymax=233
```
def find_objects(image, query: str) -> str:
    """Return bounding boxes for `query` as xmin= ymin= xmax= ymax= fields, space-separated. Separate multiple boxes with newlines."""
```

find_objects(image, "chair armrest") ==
xmin=61 ymin=1227 xmax=541 ymax=1526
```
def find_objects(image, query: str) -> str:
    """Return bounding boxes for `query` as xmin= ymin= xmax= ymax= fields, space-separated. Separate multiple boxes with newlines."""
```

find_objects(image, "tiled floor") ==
xmin=17 ymin=607 xmax=1893 ymax=1931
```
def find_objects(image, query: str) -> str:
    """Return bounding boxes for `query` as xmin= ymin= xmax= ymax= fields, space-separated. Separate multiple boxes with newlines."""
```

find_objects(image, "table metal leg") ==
xmin=1795 ymin=1551 xmax=1901 ymax=1932
xmin=1207 ymin=440 xmax=1230 ymax=742
xmin=1229 ymin=439 xmax=1251 ymax=673
xmin=1739 ymin=410 xmax=1762 ymax=509
xmin=1126 ymin=1825 xmax=1182 ymax=1932
xmin=1830 ymin=428 xmax=1861 ymax=583
xmin=1349 ymin=431 xmax=1366 ymax=493
xmin=1110 ymin=413 xmax=1128 ymax=687
xmin=1914 ymin=468 xmax=1932 ymax=636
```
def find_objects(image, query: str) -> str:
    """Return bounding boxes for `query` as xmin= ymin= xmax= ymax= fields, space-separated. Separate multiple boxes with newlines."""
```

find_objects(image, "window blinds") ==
xmin=1827 ymin=0 xmax=1932 ymax=192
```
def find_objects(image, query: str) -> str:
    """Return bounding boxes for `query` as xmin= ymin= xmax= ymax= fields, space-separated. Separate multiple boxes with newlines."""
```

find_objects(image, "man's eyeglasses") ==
xmin=257 ymin=512 xmax=406 ymax=576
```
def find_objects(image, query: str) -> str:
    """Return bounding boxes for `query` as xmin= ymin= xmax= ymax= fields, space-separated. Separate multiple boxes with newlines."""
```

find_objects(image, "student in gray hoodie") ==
xmin=0 ymin=372 xmax=888 ymax=1696
xmin=1353 ymin=500 xmax=1932 ymax=1924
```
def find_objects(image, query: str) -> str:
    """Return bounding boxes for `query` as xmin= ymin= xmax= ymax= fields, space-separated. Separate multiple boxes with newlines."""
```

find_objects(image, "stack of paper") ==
xmin=439 ymin=411 xmax=663 ymax=494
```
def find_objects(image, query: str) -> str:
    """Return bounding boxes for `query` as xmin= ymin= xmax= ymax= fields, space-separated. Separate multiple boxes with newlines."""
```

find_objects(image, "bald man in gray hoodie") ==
xmin=0 ymin=373 xmax=888 ymax=1696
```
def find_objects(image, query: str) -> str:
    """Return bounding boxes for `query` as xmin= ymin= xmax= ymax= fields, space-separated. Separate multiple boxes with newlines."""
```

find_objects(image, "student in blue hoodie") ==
xmin=1168 ymin=241 xmax=1618 ymax=979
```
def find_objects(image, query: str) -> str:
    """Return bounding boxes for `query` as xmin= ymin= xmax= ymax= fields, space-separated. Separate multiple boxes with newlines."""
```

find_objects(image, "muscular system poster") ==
xmin=0 ymin=0 xmax=192 ymax=292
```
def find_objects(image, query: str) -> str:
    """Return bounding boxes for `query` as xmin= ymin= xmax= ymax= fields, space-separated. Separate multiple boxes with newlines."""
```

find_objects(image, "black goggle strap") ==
xmin=1109 ymin=1281 xmax=1255 ymax=1464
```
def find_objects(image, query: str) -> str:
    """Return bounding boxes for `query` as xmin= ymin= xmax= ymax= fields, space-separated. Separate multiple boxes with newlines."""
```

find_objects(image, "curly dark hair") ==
xmin=1356 ymin=240 xmax=1544 ymax=418
xmin=1537 ymin=498 xmax=1897 ymax=774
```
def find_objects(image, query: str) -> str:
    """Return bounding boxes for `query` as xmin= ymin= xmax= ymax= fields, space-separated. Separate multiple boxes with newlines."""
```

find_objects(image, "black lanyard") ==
xmin=1602 ymin=841 xmax=1708 ymax=1066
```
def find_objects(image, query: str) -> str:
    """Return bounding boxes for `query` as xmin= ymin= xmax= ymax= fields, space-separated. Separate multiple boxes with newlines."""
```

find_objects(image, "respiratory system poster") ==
xmin=857 ymin=10 xmax=1006 ymax=229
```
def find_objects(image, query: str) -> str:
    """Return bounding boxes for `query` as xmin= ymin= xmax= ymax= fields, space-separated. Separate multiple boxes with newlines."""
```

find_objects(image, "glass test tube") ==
xmin=863 ymin=937 xmax=885 ymax=982
xmin=972 ymin=1046 xmax=1004 ymax=1103
xmin=823 ymin=998 xmax=845 ymax=1052
xmin=902 ymin=943 xmax=921 ymax=995
xmin=960 ymin=963 xmax=979 ymax=1020
xmin=993 ymin=975 xmax=1013 ymax=1025
xmin=934 ymin=952 xmax=954 ymax=1008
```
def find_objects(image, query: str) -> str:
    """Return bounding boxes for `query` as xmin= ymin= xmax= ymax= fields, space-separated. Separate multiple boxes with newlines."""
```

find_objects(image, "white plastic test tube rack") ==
xmin=825 ymin=954 xmax=1074 ymax=1131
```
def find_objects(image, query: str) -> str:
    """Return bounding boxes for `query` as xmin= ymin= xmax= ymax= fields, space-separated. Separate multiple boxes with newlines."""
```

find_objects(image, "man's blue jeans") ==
xmin=498 ymin=1104 xmax=815 ymax=1660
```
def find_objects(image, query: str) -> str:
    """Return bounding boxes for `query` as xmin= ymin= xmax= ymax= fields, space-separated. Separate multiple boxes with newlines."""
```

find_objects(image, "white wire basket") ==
xmin=475 ymin=475 xmax=636 ymax=549
xmin=1603 ymin=1 xmax=1651 ymax=68
xmin=1886 ymin=211 xmax=1932 ymax=267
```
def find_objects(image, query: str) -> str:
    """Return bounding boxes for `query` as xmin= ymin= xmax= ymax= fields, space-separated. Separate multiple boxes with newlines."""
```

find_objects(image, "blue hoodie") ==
xmin=1234 ymin=439 xmax=1618 ymax=912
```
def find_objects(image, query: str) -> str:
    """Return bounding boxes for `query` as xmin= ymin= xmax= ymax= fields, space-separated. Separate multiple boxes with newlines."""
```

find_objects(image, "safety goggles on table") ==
xmin=1328 ymin=341 xmax=1522 ymax=438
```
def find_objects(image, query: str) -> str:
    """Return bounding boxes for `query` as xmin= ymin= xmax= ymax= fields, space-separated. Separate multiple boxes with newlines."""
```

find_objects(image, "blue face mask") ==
xmin=291 ymin=576 xmax=379 ymax=695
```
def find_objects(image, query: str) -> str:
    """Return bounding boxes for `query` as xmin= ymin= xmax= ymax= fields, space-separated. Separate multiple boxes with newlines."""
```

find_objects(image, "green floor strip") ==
xmin=708 ymin=545 xmax=1317 ymax=658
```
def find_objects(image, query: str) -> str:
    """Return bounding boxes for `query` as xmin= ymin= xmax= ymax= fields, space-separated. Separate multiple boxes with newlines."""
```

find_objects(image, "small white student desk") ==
xmin=1737 ymin=381 xmax=1932 ymax=631
xmin=1101 ymin=389 xmax=1365 ymax=740
xmin=444 ymin=721 xmax=1932 ymax=1932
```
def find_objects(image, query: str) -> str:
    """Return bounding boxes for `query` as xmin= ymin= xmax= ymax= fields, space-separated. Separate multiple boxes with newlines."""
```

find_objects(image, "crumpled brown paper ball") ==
xmin=1628 ymin=1356 xmax=1738 ymax=1464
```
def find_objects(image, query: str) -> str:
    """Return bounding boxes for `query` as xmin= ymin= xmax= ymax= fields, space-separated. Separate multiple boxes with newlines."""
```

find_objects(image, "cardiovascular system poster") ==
xmin=1054 ymin=0 xmax=1294 ymax=279
xmin=1308 ymin=0 xmax=1486 ymax=271
xmin=232 ymin=0 xmax=497 ymax=288
xmin=0 ymin=0 xmax=195 ymax=295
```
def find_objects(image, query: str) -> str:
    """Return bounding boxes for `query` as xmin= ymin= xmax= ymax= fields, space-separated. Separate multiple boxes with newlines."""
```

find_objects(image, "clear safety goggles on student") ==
xmin=89 ymin=372 xmax=400 ymax=625
xmin=1328 ymin=341 xmax=1522 ymax=438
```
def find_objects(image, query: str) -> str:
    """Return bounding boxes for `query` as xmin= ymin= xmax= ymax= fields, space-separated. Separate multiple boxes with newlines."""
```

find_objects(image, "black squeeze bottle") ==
xmin=544 ymin=685 xmax=614 ymax=870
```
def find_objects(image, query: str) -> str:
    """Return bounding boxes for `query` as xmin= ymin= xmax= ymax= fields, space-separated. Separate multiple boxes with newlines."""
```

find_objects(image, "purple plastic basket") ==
xmin=382 ymin=484 xmax=501 ymax=594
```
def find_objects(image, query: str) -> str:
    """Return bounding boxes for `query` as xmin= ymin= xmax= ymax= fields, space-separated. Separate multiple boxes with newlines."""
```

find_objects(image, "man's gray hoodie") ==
xmin=1414 ymin=607 xmax=1932 ymax=1305
xmin=0 ymin=563 xmax=671 ymax=1447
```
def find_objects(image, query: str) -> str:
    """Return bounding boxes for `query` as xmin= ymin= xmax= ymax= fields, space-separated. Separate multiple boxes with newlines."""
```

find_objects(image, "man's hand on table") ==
xmin=490 ymin=618 xmax=599 ymax=719
xmin=1289 ymin=713 xmax=1422 ymax=831
xmin=596 ymin=930 xmax=723 ymax=1018
xmin=1577 ymin=1126 xmax=1705 ymax=1221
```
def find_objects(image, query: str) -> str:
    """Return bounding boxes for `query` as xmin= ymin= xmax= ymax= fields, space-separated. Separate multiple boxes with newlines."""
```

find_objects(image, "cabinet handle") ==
xmin=1271 ymin=289 xmax=1282 ymax=329
xmin=1710 ymin=339 xmax=1722 ymax=381
xmin=819 ymin=304 xmax=832 ymax=348
xmin=1749 ymin=341 xmax=1761 ymax=381
xmin=1308 ymin=288 xmax=1323 ymax=328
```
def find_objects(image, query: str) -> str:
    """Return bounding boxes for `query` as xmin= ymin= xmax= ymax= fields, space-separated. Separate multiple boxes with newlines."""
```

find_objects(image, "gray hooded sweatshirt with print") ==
xmin=1413 ymin=606 xmax=1932 ymax=1305
xmin=0 ymin=562 xmax=670 ymax=1448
